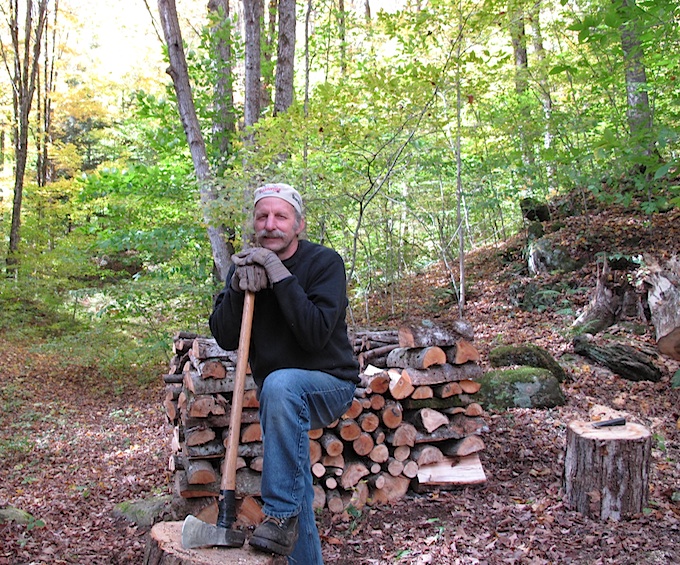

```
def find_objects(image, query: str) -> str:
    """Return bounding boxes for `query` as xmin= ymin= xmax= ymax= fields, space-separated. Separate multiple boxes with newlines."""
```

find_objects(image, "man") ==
xmin=209 ymin=183 xmax=359 ymax=564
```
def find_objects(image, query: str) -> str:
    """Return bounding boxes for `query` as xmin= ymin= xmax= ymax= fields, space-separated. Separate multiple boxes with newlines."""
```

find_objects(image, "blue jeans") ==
xmin=258 ymin=368 xmax=356 ymax=565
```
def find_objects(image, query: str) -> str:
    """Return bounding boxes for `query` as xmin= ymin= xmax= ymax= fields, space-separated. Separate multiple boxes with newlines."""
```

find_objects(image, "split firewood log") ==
xmin=414 ymin=414 xmax=488 ymax=443
xmin=439 ymin=435 xmax=486 ymax=457
xmin=443 ymin=339 xmax=481 ymax=364
xmin=186 ymin=393 xmax=228 ymax=418
xmin=340 ymin=460 xmax=370 ymax=489
xmin=191 ymin=337 xmax=238 ymax=363
xmin=183 ymin=370 xmax=257 ymax=395
xmin=369 ymin=394 xmax=386 ymax=411
xmin=401 ymin=363 xmax=483 ymax=386
xmin=411 ymin=385 xmax=434 ymax=400
xmin=185 ymin=425 xmax=216 ymax=447
xmin=398 ymin=319 xmax=474 ymax=347
xmin=410 ymin=444 xmax=444 ymax=466
xmin=311 ymin=462 xmax=326 ymax=479
xmin=388 ymin=368 xmax=415 ymax=399
xmin=408 ymin=408 xmax=450 ymax=434
xmin=433 ymin=381 xmax=463 ymax=398
xmin=312 ymin=484 xmax=326 ymax=511
xmin=386 ymin=346 xmax=446 ymax=369
xmin=386 ymin=422 xmax=417 ymax=447
xmin=249 ymin=456 xmax=264 ymax=473
xmin=240 ymin=423 xmax=262 ymax=443
xmin=359 ymin=343 xmax=400 ymax=370
xmin=370 ymin=475 xmax=411 ymax=505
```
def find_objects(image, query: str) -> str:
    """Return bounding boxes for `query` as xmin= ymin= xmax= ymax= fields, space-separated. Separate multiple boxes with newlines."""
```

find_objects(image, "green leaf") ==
xmin=604 ymin=11 xmax=622 ymax=28
xmin=653 ymin=162 xmax=674 ymax=180
xmin=672 ymin=369 xmax=680 ymax=389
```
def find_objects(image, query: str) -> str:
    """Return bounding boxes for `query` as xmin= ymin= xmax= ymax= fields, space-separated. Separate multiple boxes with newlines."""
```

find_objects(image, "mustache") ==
xmin=256 ymin=229 xmax=286 ymax=239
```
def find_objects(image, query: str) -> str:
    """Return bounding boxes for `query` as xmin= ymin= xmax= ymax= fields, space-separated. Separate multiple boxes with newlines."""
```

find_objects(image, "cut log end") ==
xmin=143 ymin=521 xmax=286 ymax=564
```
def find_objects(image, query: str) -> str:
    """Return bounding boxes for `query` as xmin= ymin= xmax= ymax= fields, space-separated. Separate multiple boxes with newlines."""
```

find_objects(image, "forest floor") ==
xmin=1 ymin=205 xmax=679 ymax=564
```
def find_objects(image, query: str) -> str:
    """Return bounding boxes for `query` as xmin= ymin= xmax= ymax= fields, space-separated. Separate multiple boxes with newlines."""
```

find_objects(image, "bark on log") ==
xmin=183 ymin=371 xmax=257 ymax=396
xmin=572 ymin=258 xmax=620 ymax=334
xmin=386 ymin=346 xmax=446 ymax=369
xmin=573 ymin=336 xmax=662 ymax=382
xmin=190 ymin=337 xmax=238 ymax=363
xmin=401 ymin=362 xmax=483 ymax=386
xmin=439 ymin=435 xmax=486 ymax=457
xmin=644 ymin=254 xmax=680 ymax=359
xmin=564 ymin=420 xmax=651 ymax=521
xmin=398 ymin=319 xmax=474 ymax=347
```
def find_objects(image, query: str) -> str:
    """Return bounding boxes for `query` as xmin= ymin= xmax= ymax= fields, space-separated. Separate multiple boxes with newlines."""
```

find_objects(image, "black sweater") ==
xmin=209 ymin=240 xmax=360 ymax=387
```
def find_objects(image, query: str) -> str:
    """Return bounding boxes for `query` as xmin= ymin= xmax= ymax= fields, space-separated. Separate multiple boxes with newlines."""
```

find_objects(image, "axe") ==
xmin=182 ymin=290 xmax=255 ymax=549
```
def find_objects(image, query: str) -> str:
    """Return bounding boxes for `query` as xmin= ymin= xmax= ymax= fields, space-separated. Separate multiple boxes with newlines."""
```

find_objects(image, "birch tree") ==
xmin=157 ymin=0 xmax=232 ymax=279
xmin=1 ymin=0 xmax=49 ymax=269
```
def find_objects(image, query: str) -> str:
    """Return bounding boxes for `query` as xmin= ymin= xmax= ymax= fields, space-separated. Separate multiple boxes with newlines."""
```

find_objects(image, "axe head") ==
xmin=181 ymin=514 xmax=246 ymax=549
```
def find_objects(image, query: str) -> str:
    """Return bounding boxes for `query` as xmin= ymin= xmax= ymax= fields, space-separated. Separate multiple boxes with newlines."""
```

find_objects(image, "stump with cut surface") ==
xmin=564 ymin=420 xmax=651 ymax=521
xmin=143 ymin=521 xmax=286 ymax=565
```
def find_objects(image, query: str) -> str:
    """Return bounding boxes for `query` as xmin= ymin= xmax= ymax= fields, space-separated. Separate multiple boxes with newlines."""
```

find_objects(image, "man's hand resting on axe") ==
xmin=233 ymin=247 xmax=292 ymax=287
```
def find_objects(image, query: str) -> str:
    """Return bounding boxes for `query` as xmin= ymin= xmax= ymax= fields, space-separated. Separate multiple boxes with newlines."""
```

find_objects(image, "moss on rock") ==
xmin=488 ymin=344 xmax=567 ymax=382
xmin=477 ymin=367 xmax=565 ymax=412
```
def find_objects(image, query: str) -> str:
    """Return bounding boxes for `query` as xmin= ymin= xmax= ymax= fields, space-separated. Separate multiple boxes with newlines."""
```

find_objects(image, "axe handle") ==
xmin=218 ymin=290 xmax=254 ymax=525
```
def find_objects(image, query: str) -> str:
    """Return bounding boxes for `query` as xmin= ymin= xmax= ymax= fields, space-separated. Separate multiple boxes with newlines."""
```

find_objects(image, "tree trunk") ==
xmin=207 ymin=0 xmax=236 ymax=165
xmin=157 ymin=0 xmax=232 ymax=280
xmin=273 ymin=0 xmax=296 ymax=115
xmin=617 ymin=0 xmax=654 ymax=157
xmin=7 ymin=0 xmax=49 ymax=269
xmin=564 ymin=420 xmax=651 ymax=521
xmin=243 ymin=0 xmax=262 ymax=129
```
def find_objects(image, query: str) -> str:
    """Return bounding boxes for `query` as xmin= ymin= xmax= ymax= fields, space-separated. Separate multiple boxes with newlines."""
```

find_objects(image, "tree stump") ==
xmin=143 ymin=521 xmax=286 ymax=565
xmin=564 ymin=420 xmax=651 ymax=521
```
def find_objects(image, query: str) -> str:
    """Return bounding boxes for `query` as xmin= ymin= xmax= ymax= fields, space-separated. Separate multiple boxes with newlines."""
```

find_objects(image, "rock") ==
xmin=488 ymin=344 xmax=567 ymax=382
xmin=114 ymin=494 xmax=173 ymax=527
xmin=527 ymin=237 xmax=579 ymax=275
xmin=475 ymin=367 xmax=565 ymax=411
xmin=0 ymin=505 xmax=34 ymax=525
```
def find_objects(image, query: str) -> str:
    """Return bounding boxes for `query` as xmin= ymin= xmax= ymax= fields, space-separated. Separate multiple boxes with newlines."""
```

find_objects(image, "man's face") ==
xmin=253 ymin=197 xmax=305 ymax=260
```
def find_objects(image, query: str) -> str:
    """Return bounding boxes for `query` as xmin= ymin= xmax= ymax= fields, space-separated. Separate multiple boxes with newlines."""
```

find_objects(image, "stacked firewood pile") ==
xmin=162 ymin=320 xmax=487 ymax=521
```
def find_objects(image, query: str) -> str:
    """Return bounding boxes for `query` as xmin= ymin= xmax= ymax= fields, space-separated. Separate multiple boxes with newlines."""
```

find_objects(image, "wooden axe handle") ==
xmin=221 ymin=290 xmax=255 ymax=491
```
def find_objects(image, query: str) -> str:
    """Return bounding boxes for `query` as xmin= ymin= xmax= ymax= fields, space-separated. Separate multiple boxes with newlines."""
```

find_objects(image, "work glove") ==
xmin=232 ymin=248 xmax=292 ymax=284
xmin=230 ymin=264 xmax=269 ymax=293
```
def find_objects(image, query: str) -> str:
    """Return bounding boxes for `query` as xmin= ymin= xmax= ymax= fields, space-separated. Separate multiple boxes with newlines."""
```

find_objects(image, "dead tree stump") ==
xmin=143 ymin=521 xmax=286 ymax=565
xmin=564 ymin=420 xmax=651 ymax=521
